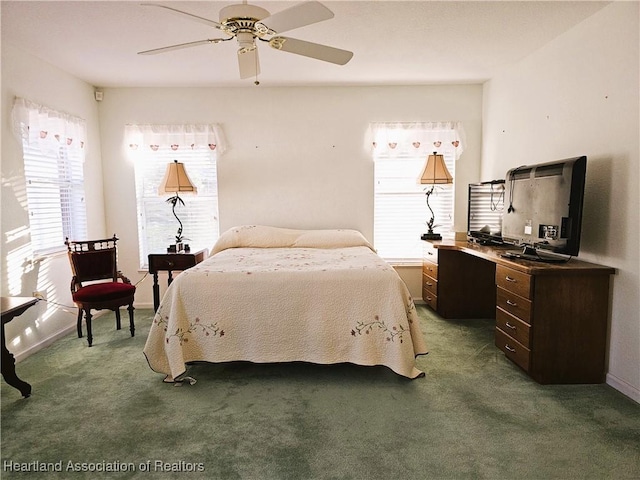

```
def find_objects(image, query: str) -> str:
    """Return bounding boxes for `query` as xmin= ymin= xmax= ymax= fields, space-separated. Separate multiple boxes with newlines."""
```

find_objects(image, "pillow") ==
xmin=211 ymin=225 xmax=301 ymax=255
xmin=292 ymin=229 xmax=375 ymax=250
xmin=211 ymin=225 xmax=374 ymax=255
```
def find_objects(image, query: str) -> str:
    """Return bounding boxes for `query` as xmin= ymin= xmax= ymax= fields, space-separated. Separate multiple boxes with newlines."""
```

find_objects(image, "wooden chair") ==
xmin=65 ymin=235 xmax=135 ymax=347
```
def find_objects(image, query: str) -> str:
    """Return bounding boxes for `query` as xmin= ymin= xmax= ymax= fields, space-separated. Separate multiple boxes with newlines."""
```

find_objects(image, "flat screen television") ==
xmin=467 ymin=180 xmax=505 ymax=245
xmin=502 ymin=156 xmax=586 ymax=259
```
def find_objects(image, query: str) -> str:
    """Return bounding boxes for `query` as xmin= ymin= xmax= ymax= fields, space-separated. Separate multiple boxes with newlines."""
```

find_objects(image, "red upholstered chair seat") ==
xmin=72 ymin=282 xmax=136 ymax=303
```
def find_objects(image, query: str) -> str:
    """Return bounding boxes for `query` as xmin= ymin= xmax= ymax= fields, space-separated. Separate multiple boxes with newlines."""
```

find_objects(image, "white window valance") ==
xmin=124 ymin=124 xmax=226 ymax=154
xmin=12 ymin=97 xmax=86 ymax=151
xmin=366 ymin=122 xmax=466 ymax=159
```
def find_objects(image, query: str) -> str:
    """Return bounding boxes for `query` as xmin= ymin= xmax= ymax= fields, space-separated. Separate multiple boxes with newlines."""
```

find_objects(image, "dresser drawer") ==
xmin=422 ymin=261 xmax=438 ymax=278
xmin=496 ymin=308 xmax=531 ymax=347
xmin=496 ymin=265 xmax=533 ymax=299
xmin=497 ymin=287 xmax=532 ymax=324
xmin=422 ymin=273 xmax=437 ymax=296
xmin=496 ymin=327 xmax=530 ymax=372
xmin=423 ymin=243 xmax=438 ymax=264
xmin=422 ymin=287 xmax=438 ymax=311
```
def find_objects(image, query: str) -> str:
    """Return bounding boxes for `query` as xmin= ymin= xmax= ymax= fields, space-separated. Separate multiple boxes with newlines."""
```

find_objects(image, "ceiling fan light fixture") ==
xmin=237 ymin=32 xmax=256 ymax=52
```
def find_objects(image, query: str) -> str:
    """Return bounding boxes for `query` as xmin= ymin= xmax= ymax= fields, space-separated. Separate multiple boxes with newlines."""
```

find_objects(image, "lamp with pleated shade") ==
xmin=419 ymin=152 xmax=453 ymax=240
xmin=158 ymin=160 xmax=197 ymax=252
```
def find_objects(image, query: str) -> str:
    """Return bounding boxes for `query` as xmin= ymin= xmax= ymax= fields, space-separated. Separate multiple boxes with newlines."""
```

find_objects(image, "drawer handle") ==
xmin=426 ymin=296 xmax=432 ymax=301
xmin=426 ymin=282 xmax=433 ymax=287
xmin=505 ymin=276 xmax=517 ymax=282
xmin=505 ymin=322 xmax=516 ymax=330
xmin=505 ymin=344 xmax=516 ymax=352
xmin=506 ymin=299 xmax=517 ymax=307
xmin=427 ymin=251 xmax=434 ymax=256
xmin=167 ymin=261 xmax=174 ymax=267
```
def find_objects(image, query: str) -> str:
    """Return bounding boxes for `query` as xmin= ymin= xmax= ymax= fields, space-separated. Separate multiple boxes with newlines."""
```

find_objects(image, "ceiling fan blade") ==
xmin=238 ymin=49 xmax=260 ymax=79
xmin=269 ymin=37 xmax=353 ymax=65
xmin=138 ymin=39 xmax=223 ymax=55
xmin=141 ymin=3 xmax=225 ymax=30
xmin=256 ymin=1 xmax=334 ymax=35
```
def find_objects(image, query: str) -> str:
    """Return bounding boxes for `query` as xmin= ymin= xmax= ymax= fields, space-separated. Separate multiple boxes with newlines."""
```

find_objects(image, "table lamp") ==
xmin=419 ymin=151 xmax=453 ymax=240
xmin=158 ymin=160 xmax=197 ymax=252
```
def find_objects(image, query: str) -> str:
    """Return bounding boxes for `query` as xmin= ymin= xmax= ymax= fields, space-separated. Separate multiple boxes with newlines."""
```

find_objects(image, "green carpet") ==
xmin=2 ymin=306 xmax=639 ymax=480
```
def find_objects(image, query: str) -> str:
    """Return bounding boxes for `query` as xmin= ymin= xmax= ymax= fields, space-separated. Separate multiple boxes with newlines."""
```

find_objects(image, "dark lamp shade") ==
xmin=419 ymin=152 xmax=454 ymax=185
xmin=158 ymin=160 xmax=197 ymax=195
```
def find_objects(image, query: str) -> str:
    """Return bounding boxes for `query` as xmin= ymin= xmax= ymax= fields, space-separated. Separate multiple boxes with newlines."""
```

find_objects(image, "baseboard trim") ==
xmin=134 ymin=302 xmax=154 ymax=310
xmin=14 ymin=310 xmax=107 ymax=363
xmin=14 ymin=323 xmax=76 ymax=363
xmin=606 ymin=373 xmax=640 ymax=403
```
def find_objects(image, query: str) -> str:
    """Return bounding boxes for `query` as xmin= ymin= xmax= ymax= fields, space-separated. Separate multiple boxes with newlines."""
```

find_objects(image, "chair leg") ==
xmin=115 ymin=309 xmax=122 ymax=330
xmin=128 ymin=304 xmax=135 ymax=337
xmin=85 ymin=309 xmax=93 ymax=347
xmin=77 ymin=309 xmax=83 ymax=338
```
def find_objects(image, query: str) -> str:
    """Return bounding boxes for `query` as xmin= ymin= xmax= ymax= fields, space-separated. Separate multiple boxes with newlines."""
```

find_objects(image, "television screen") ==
xmin=467 ymin=180 xmax=505 ymax=245
xmin=502 ymin=156 xmax=586 ymax=257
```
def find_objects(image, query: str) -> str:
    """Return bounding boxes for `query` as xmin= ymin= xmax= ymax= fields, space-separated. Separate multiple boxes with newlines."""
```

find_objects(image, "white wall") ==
xmin=98 ymin=85 xmax=483 ymax=305
xmin=1 ymin=43 xmax=107 ymax=358
xmin=482 ymin=2 xmax=639 ymax=401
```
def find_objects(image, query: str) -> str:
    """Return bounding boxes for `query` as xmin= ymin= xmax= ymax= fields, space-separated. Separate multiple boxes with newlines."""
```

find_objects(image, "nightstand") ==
xmin=148 ymin=249 xmax=208 ymax=311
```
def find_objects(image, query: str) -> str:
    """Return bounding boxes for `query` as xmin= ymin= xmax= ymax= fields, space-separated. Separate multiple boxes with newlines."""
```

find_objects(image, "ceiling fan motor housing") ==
xmin=220 ymin=3 xmax=270 ymax=51
xmin=219 ymin=4 xmax=270 ymax=25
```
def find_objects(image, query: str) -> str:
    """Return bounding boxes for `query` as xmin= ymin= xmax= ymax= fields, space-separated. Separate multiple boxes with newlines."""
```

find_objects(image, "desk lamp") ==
xmin=158 ymin=160 xmax=197 ymax=252
xmin=419 ymin=151 xmax=453 ymax=240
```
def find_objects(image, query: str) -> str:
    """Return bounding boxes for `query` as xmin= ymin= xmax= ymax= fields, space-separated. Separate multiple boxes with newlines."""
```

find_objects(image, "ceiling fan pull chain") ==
xmin=254 ymin=40 xmax=260 ymax=86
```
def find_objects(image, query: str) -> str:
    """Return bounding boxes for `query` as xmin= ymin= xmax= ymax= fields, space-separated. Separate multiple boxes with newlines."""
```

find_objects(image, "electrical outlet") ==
xmin=32 ymin=291 xmax=46 ymax=300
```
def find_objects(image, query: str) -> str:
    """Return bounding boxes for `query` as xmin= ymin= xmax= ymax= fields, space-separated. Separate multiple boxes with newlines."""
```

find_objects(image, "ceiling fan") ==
xmin=137 ymin=1 xmax=353 ymax=84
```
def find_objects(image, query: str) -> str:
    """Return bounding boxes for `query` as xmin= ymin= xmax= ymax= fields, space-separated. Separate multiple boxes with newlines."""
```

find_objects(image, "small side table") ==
xmin=2 ymin=296 xmax=38 ymax=398
xmin=148 ymin=249 xmax=208 ymax=312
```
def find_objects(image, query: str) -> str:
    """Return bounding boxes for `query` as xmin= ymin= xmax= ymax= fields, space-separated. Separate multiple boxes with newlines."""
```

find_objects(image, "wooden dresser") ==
xmin=422 ymin=240 xmax=615 ymax=384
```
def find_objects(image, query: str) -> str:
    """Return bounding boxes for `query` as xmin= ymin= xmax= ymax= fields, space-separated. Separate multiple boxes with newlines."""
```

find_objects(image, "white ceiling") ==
xmin=1 ymin=1 xmax=610 ymax=88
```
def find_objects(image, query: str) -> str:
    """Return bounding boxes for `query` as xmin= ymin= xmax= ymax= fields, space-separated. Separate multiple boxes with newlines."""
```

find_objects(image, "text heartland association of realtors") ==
xmin=3 ymin=460 xmax=205 ymax=473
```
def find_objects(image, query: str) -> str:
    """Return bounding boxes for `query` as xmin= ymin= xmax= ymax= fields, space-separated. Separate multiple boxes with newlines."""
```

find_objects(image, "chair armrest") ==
xmin=70 ymin=276 xmax=80 ymax=293
xmin=117 ymin=271 xmax=132 ymax=285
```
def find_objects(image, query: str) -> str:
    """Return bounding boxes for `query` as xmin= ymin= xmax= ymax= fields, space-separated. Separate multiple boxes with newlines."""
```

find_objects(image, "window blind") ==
xmin=467 ymin=181 xmax=505 ymax=235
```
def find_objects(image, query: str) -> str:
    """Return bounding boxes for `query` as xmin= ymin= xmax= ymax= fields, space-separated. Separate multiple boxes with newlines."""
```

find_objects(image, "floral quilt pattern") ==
xmin=144 ymin=244 xmax=428 ymax=381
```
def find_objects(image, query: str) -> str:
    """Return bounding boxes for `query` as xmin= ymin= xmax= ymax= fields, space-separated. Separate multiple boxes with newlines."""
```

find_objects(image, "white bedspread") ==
xmin=143 ymin=226 xmax=428 ymax=380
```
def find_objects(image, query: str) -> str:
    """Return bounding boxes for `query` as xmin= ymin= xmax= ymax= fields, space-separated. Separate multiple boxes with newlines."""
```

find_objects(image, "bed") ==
xmin=143 ymin=225 xmax=428 ymax=381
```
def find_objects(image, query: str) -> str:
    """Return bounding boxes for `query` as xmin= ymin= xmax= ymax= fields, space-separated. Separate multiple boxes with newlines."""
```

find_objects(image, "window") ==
xmin=12 ymin=98 xmax=87 ymax=255
xmin=374 ymin=149 xmax=455 ymax=262
xmin=125 ymin=124 xmax=225 ymax=269
xmin=132 ymin=147 xmax=218 ymax=267
xmin=368 ymin=122 xmax=465 ymax=262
